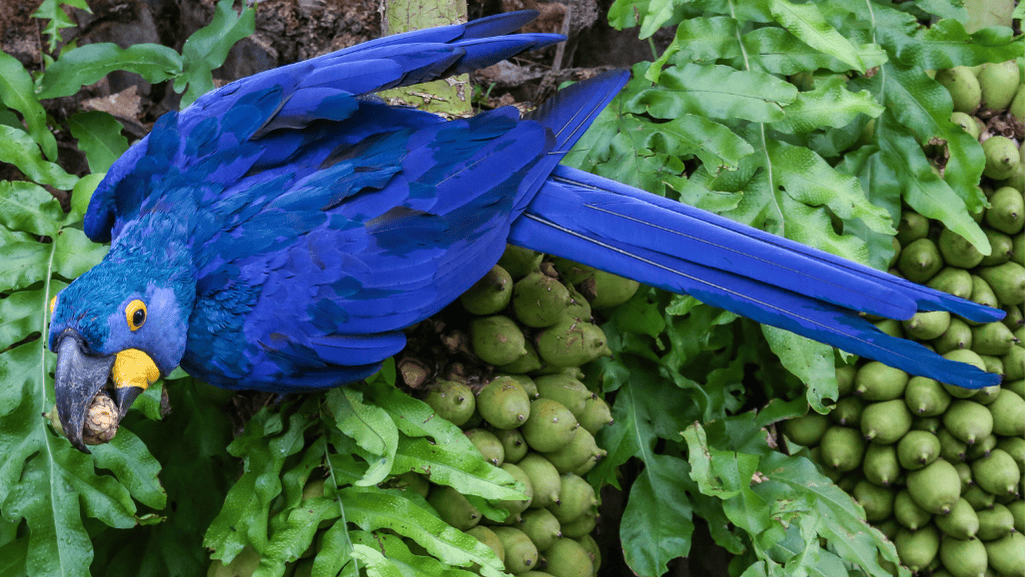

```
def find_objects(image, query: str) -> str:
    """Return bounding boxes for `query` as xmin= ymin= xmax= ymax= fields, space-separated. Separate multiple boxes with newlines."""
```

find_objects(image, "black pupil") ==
xmin=133 ymin=308 xmax=145 ymax=326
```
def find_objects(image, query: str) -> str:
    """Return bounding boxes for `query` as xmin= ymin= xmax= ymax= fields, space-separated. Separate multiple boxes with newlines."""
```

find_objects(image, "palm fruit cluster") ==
xmin=787 ymin=61 xmax=1024 ymax=577
xmin=411 ymin=245 xmax=639 ymax=577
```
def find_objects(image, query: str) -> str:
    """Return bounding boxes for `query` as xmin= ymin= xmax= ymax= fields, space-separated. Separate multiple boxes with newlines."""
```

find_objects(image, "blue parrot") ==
xmin=48 ymin=11 xmax=1003 ymax=451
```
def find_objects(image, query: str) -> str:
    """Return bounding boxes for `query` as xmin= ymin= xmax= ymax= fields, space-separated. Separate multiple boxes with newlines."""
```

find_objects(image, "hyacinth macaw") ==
xmin=48 ymin=11 xmax=1004 ymax=452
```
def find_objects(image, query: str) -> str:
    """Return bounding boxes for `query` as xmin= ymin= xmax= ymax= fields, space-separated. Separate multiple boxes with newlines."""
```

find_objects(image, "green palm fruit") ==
xmin=1013 ymin=230 xmax=1024 ymax=265
xmin=875 ymin=518 xmax=900 ymax=541
xmin=499 ymin=462 xmax=534 ymax=516
xmin=854 ymin=362 xmax=910 ymax=401
xmin=544 ymin=427 xmax=605 ymax=475
xmin=899 ymin=237 xmax=945 ymax=282
xmin=563 ymin=284 xmax=592 ymax=322
xmin=913 ymin=416 xmax=942 ymax=433
xmin=962 ymin=484 xmax=996 ymax=511
xmin=820 ymin=426 xmax=866 ymax=472
xmin=387 ymin=471 xmax=430 ymax=498
xmin=513 ymin=272 xmax=571 ymax=328
xmin=894 ymin=526 xmax=940 ymax=573
xmin=983 ymin=533 xmax=1025 ymax=577
xmin=573 ymin=534 xmax=600 ymax=572
xmin=934 ymin=318 xmax=973 ymax=354
xmin=551 ymin=258 xmax=596 ymax=285
xmin=429 ymin=485 xmax=481 ymax=530
xmin=965 ymin=434 xmax=997 ymax=461
xmin=873 ymin=318 xmax=903 ymax=339
xmin=936 ymin=66 xmax=983 ymax=112
xmin=501 ymin=375 xmax=539 ymax=399
xmin=1008 ymin=378 xmax=1025 ymax=398
xmin=943 ymin=400 xmax=994 ymax=445
xmin=967 ymin=276 xmax=1000 ymax=317
xmin=996 ymin=436 xmax=1025 ymax=465
xmin=534 ymin=374 xmax=592 ymax=418
xmin=467 ymin=525 xmax=505 ymax=563
xmin=586 ymin=269 xmax=640 ymax=309
xmin=978 ymin=359 xmax=1005 ymax=383
xmin=499 ymin=245 xmax=543 ymax=280
xmin=984 ymin=135 xmax=1022 ymax=180
xmin=988 ymin=389 xmax=1025 ymax=437
xmin=516 ymin=507 xmax=562 ymax=551
xmin=953 ymin=461 xmax=972 ymax=494
xmin=461 ymin=265 xmax=514 ymax=315
xmin=809 ymin=447 xmax=842 ymax=482
xmin=1003 ymin=304 xmax=1023 ymax=330
xmin=972 ymin=449 xmax=1021 ymax=498
xmin=938 ymin=428 xmax=968 ymax=462
xmin=981 ymin=229 xmax=1015 ymax=266
xmin=897 ymin=211 xmax=930 ymax=244
xmin=938 ymin=229 xmax=985 ymax=269
xmin=1005 ymin=164 xmax=1025 ymax=195
xmin=863 ymin=443 xmax=901 ymax=486
xmin=425 ymin=380 xmax=476 ymax=426
xmin=894 ymin=488 xmax=933 ymax=530
xmin=472 ymin=315 xmax=528 ymax=366
xmin=536 ymin=317 xmax=611 ymax=368
xmin=928 ymin=267 xmax=973 ymax=300
xmin=547 ymin=474 xmax=596 ymax=524
xmin=939 ymin=535 xmax=988 ymax=577
xmin=904 ymin=310 xmax=951 ymax=340
xmin=1008 ymin=500 xmax=1024 ymax=533
xmin=559 ymin=509 xmax=597 ymax=539
xmin=477 ymin=377 xmax=532 ymax=430
xmin=897 ymin=430 xmax=941 ymax=470
xmin=520 ymin=398 xmax=578 ymax=453
xmin=979 ymin=60 xmax=1021 ymax=110
xmin=492 ymin=527 xmax=540 ymax=574
xmin=577 ymin=395 xmax=613 ymax=435
xmin=1004 ymin=345 xmax=1024 ymax=381
xmin=853 ymin=479 xmax=895 ymax=521
xmin=830 ymin=395 xmax=863 ymax=426
xmin=977 ymin=261 xmax=1025 ymax=305
xmin=861 ymin=399 xmax=913 ymax=444
xmin=499 ymin=341 xmax=544 ymax=374
xmin=971 ymin=321 xmax=1017 ymax=356
xmin=543 ymin=538 xmax=594 ymax=577
xmin=836 ymin=364 xmax=856 ymax=396
xmin=950 ymin=111 xmax=982 ymax=139
xmin=976 ymin=503 xmax=1015 ymax=541
xmin=465 ymin=429 xmax=505 ymax=466
xmin=905 ymin=376 xmax=952 ymax=416
xmin=1012 ymin=81 xmax=1025 ymax=120
xmin=495 ymin=428 xmax=529 ymax=464
xmin=908 ymin=459 xmax=962 ymax=514
xmin=935 ymin=498 xmax=980 ymax=539
xmin=516 ymin=453 xmax=562 ymax=508
xmin=942 ymin=350 xmax=988 ymax=396
xmin=784 ymin=413 xmax=831 ymax=447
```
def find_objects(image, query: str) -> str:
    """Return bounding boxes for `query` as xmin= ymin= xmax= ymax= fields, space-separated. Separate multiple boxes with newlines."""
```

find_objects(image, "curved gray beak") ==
xmin=54 ymin=331 xmax=116 ymax=453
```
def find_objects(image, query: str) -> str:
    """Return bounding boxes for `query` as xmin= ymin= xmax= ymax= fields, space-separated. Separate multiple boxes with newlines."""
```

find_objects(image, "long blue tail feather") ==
xmin=509 ymin=165 xmax=1003 ymax=389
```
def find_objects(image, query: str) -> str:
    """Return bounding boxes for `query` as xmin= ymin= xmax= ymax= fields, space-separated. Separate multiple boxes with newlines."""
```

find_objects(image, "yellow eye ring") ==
xmin=126 ymin=299 xmax=147 ymax=331
xmin=49 ymin=295 xmax=57 ymax=315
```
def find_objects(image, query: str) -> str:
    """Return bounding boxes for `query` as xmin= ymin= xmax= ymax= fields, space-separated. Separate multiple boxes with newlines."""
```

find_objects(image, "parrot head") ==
xmin=47 ymin=239 xmax=195 ymax=452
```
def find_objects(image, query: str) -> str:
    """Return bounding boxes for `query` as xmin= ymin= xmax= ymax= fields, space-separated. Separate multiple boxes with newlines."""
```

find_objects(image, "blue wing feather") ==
xmin=76 ymin=12 xmax=1004 ymax=393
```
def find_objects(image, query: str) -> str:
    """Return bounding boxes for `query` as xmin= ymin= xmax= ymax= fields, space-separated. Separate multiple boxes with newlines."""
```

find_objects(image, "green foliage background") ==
xmin=0 ymin=0 xmax=1020 ymax=576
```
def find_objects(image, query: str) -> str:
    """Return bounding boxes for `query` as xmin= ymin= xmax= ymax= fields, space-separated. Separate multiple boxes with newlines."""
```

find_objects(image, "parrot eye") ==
xmin=126 ymin=299 xmax=147 ymax=331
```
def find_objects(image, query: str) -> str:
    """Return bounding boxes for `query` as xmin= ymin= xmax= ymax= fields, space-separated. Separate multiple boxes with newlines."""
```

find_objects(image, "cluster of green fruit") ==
xmin=410 ymin=245 xmax=641 ymax=577
xmin=787 ymin=61 xmax=1025 ymax=577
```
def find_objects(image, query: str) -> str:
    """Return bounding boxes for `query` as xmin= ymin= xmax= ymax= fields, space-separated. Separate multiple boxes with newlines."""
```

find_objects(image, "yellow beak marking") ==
xmin=112 ymin=349 xmax=160 ymax=392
